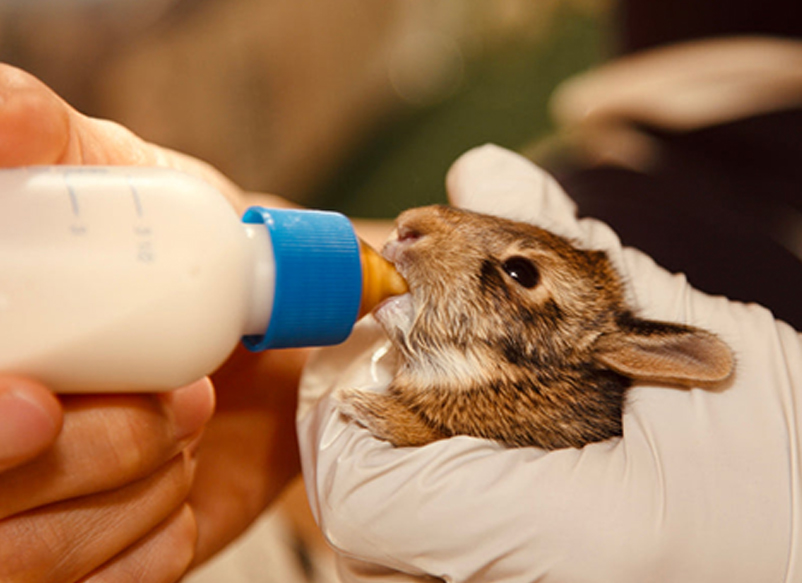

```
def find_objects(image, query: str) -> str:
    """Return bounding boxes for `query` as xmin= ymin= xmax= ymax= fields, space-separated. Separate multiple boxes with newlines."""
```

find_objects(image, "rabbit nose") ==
xmin=383 ymin=225 xmax=422 ymax=264
xmin=396 ymin=223 xmax=423 ymax=243
xmin=393 ymin=211 xmax=429 ymax=244
xmin=394 ymin=205 xmax=451 ymax=239
xmin=384 ymin=208 xmax=439 ymax=264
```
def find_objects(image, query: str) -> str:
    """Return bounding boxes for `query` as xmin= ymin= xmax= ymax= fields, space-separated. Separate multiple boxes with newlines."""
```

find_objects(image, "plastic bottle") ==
xmin=0 ymin=166 xmax=407 ymax=393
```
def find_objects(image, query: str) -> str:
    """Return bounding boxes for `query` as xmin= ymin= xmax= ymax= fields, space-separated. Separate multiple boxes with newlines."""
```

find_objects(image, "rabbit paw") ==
xmin=335 ymin=388 xmax=443 ymax=447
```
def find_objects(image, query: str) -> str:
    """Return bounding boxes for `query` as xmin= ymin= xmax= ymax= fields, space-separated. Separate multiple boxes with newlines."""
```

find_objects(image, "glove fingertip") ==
xmin=445 ymin=143 xmax=578 ymax=225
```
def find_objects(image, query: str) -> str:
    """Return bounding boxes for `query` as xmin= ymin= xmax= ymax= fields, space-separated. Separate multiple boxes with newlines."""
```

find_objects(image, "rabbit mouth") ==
xmin=377 ymin=225 xmax=425 ymax=337
xmin=374 ymin=292 xmax=416 ymax=337
xmin=381 ymin=222 xmax=423 ymax=273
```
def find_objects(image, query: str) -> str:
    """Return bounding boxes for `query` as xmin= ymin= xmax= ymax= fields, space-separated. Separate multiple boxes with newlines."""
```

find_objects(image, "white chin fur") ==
xmin=374 ymin=293 xmax=415 ymax=336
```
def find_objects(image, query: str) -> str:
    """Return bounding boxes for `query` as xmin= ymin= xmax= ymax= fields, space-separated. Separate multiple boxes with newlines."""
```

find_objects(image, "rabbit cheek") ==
xmin=401 ymin=345 xmax=494 ymax=392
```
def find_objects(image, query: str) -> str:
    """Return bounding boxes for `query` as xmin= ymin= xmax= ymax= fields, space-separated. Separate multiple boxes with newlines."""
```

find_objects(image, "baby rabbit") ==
xmin=337 ymin=205 xmax=734 ymax=449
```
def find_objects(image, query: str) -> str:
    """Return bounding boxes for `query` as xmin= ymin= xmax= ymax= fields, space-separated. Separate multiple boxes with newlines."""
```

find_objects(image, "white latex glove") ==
xmin=297 ymin=144 xmax=802 ymax=583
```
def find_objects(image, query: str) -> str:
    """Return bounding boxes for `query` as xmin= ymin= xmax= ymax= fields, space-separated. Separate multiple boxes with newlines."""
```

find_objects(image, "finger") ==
xmin=0 ymin=451 xmax=197 ymax=583
xmin=189 ymin=346 xmax=305 ymax=566
xmin=80 ymin=504 xmax=197 ymax=583
xmin=0 ymin=64 xmax=70 ymax=166
xmin=0 ymin=377 xmax=214 ymax=519
xmin=0 ymin=63 xmax=242 ymax=206
xmin=0 ymin=376 xmax=62 ymax=472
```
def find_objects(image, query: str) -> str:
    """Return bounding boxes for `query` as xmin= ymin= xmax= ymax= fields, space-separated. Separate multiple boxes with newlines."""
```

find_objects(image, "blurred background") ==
xmin=0 ymin=0 xmax=610 ymax=214
xmin=1 ymin=0 xmax=799 ymax=580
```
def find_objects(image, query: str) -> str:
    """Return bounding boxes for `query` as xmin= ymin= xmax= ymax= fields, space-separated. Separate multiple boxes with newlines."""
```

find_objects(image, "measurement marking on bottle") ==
xmin=63 ymin=172 xmax=88 ymax=235
xmin=137 ymin=240 xmax=155 ymax=263
xmin=135 ymin=222 xmax=155 ymax=263
xmin=129 ymin=176 xmax=155 ymax=262
xmin=65 ymin=174 xmax=80 ymax=217
xmin=128 ymin=175 xmax=144 ymax=218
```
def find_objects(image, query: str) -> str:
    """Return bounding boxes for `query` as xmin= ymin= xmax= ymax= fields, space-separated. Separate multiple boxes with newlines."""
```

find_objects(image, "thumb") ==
xmin=0 ymin=63 xmax=245 ymax=208
xmin=0 ymin=64 xmax=71 ymax=167
xmin=0 ymin=376 xmax=63 ymax=472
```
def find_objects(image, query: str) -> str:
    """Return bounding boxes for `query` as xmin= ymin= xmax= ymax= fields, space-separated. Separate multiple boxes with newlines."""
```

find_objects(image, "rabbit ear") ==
xmin=594 ymin=317 xmax=734 ymax=385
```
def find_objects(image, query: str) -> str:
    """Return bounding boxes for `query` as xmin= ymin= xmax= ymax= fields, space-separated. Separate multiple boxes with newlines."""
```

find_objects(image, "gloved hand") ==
xmin=297 ymin=144 xmax=802 ymax=583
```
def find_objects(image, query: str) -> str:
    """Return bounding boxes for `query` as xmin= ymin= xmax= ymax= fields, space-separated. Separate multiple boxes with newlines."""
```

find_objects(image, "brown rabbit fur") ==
xmin=337 ymin=205 xmax=734 ymax=449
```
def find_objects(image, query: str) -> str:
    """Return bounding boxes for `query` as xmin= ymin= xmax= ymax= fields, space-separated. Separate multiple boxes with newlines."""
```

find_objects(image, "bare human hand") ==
xmin=0 ymin=379 xmax=214 ymax=582
xmin=0 ymin=64 xmax=306 ymax=581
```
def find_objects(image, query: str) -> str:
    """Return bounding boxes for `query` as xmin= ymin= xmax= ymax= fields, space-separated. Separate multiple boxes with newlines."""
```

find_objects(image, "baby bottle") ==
xmin=0 ymin=166 xmax=407 ymax=392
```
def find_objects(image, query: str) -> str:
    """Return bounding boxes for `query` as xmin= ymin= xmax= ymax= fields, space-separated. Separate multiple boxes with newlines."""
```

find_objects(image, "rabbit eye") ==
xmin=502 ymin=256 xmax=539 ymax=289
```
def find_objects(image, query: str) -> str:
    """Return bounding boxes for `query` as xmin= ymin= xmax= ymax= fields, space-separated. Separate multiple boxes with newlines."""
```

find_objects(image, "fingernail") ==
xmin=0 ymin=384 xmax=60 ymax=464
xmin=163 ymin=377 xmax=216 ymax=441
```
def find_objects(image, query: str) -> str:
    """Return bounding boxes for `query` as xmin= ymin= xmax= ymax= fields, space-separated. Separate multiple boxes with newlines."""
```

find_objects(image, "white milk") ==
xmin=0 ymin=166 xmax=366 ymax=392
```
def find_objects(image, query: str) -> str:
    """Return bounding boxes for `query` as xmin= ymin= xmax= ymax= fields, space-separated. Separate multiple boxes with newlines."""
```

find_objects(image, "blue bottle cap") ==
xmin=240 ymin=207 xmax=362 ymax=350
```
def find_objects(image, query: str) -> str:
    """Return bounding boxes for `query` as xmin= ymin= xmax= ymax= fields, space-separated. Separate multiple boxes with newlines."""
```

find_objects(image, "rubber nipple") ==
xmin=358 ymin=241 xmax=408 ymax=318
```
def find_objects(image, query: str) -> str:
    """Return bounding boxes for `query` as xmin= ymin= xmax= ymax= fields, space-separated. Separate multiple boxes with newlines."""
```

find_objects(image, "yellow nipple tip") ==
xmin=359 ymin=241 xmax=408 ymax=318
